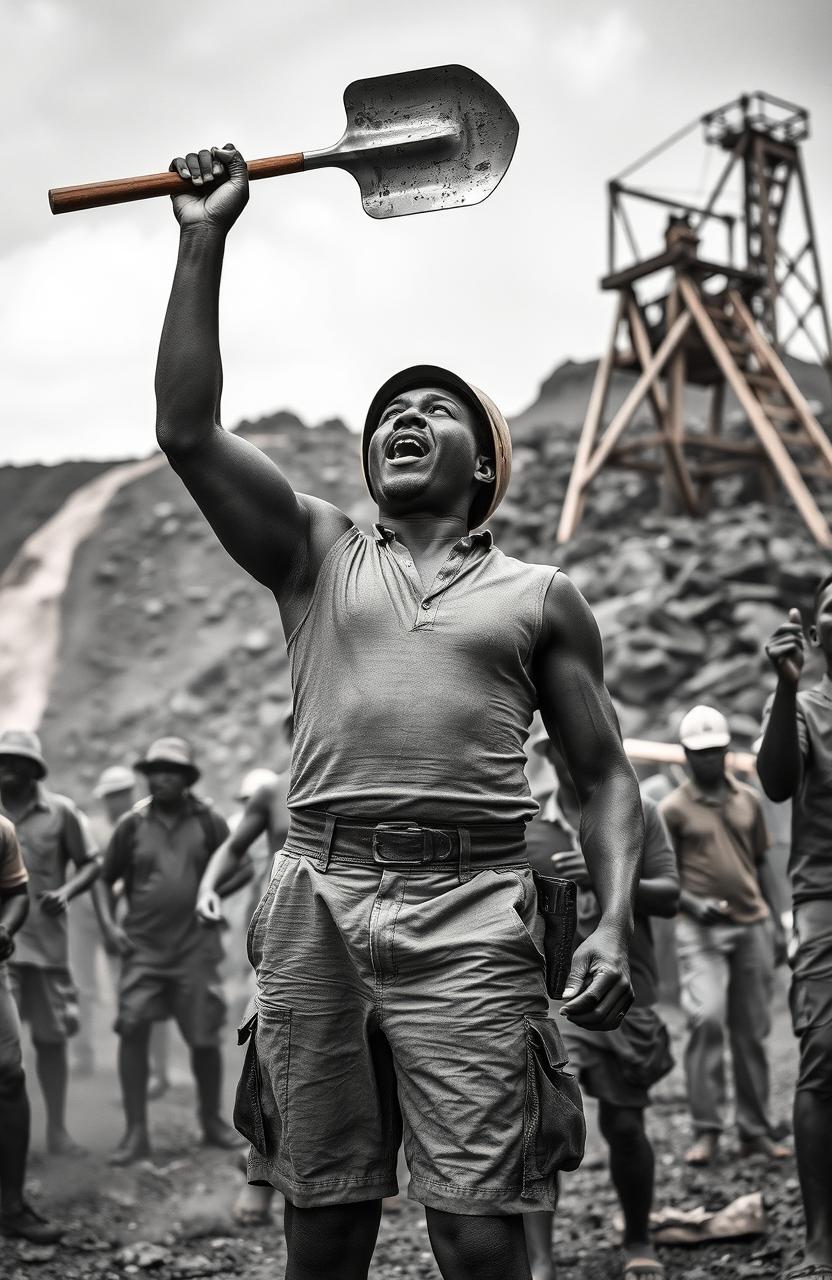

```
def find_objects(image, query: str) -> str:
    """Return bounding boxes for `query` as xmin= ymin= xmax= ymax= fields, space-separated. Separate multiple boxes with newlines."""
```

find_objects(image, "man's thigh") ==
xmin=239 ymin=854 xmax=403 ymax=1207
xmin=727 ymin=921 xmax=774 ymax=1036
xmin=9 ymin=965 xmax=78 ymax=1044
xmin=0 ymin=963 xmax=24 ymax=1082
xmin=675 ymin=918 xmax=730 ymax=1026
xmin=383 ymin=867 xmax=585 ymax=1216
xmin=115 ymin=962 xmax=171 ymax=1035
xmin=170 ymin=957 xmax=226 ymax=1048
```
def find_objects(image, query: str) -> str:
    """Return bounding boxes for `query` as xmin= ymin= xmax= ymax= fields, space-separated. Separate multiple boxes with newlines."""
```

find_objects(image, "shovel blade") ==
xmin=304 ymin=64 xmax=518 ymax=219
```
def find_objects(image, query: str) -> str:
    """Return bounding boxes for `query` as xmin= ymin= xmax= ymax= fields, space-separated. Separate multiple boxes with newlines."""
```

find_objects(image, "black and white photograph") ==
xmin=2 ymin=3 xmax=832 ymax=1278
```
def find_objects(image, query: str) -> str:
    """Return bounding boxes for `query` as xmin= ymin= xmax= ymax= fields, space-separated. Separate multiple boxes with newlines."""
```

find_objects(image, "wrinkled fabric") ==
xmin=288 ymin=524 xmax=557 ymax=823
xmin=238 ymin=850 xmax=585 ymax=1213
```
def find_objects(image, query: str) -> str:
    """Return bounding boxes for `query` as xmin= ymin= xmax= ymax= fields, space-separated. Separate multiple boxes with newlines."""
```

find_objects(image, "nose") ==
xmin=394 ymin=406 xmax=427 ymax=429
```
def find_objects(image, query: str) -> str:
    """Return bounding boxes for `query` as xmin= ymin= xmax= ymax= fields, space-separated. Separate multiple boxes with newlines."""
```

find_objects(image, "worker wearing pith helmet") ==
xmin=661 ymin=704 xmax=789 ymax=1168
xmin=153 ymin=138 xmax=644 ymax=1279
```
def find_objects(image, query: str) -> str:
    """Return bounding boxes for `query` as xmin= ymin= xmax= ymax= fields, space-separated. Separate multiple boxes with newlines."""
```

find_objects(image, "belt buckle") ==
xmin=372 ymin=822 xmax=452 ymax=866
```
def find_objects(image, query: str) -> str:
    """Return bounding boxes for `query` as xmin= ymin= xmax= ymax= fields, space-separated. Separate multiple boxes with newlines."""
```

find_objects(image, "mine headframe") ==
xmin=558 ymin=92 xmax=832 ymax=547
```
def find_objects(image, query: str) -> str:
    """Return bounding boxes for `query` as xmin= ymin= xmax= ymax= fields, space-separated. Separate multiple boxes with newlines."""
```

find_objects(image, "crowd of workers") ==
xmin=0 ymin=585 xmax=829 ymax=1278
xmin=3 ymin=140 xmax=831 ymax=1280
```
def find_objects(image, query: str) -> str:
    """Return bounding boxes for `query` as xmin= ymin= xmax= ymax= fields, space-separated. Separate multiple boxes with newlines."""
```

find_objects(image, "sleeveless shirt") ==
xmin=287 ymin=523 xmax=558 ymax=823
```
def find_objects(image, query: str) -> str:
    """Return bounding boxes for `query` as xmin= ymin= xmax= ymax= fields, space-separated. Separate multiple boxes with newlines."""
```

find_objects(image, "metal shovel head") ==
xmin=303 ymin=64 xmax=519 ymax=219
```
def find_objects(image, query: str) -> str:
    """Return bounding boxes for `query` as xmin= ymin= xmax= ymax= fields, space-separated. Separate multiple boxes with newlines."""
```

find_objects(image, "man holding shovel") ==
xmin=758 ymin=584 xmax=832 ymax=1280
xmin=154 ymin=142 xmax=642 ymax=1280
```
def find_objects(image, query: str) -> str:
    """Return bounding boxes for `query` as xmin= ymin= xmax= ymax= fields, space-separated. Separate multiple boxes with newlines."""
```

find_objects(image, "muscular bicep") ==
xmin=167 ymin=428 xmax=352 ymax=594
xmin=532 ymin=573 xmax=629 ymax=797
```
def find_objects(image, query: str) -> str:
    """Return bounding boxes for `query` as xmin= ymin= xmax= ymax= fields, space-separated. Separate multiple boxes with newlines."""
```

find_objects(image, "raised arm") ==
xmin=757 ymin=608 xmax=805 ymax=801
xmin=533 ymin=572 xmax=643 ymax=1029
xmin=155 ymin=144 xmax=351 ymax=601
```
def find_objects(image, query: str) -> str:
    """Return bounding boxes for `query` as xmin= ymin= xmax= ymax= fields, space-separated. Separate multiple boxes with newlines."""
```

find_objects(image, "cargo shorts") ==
xmin=235 ymin=844 xmax=585 ymax=1215
xmin=7 ymin=963 xmax=79 ymax=1044
xmin=790 ymin=898 xmax=832 ymax=1097
xmin=115 ymin=933 xmax=226 ymax=1048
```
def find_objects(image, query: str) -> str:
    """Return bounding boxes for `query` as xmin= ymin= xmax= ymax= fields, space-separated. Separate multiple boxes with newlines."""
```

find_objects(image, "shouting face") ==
xmin=366 ymin=386 xmax=494 ymax=523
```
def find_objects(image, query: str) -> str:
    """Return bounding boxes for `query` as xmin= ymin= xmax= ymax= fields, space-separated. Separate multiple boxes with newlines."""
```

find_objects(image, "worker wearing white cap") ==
xmin=153 ymin=140 xmax=645 ymax=1277
xmin=661 ymin=705 xmax=789 ymax=1167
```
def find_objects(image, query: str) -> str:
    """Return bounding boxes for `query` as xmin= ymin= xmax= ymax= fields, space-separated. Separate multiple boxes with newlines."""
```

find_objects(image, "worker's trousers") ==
xmin=675 ymin=915 xmax=775 ymax=1138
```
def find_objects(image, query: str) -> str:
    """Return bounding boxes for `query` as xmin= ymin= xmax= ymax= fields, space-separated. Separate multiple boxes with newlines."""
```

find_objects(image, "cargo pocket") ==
xmin=233 ymin=998 xmax=267 ymax=1155
xmin=522 ymin=1016 xmax=585 ymax=1195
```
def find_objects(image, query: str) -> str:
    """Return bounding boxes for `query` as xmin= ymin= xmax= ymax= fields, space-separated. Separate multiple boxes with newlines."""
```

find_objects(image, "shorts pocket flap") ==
xmin=527 ymin=1017 xmax=569 ymax=1070
xmin=237 ymin=995 xmax=258 ymax=1046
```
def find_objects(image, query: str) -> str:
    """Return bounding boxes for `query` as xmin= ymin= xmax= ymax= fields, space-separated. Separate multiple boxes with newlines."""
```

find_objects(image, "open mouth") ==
xmin=385 ymin=432 xmax=431 ymax=465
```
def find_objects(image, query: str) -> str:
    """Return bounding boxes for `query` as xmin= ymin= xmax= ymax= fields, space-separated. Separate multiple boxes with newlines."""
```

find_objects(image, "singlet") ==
xmin=287 ymin=523 xmax=558 ymax=823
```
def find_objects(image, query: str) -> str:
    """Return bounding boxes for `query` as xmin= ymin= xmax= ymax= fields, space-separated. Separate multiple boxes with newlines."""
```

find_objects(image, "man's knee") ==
xmin=0 ymin=1060 xmax=26 ymax=1100
xmin=426 ymin=1207 xmax=525 ymax=1267
xmin=285 ymin=1199 xmax=381 ymax=1259
xmin=598 ymin=1103 xmax=646 ymax=1153
xmin=686 ymin=1003 xmax=724 ymax=1040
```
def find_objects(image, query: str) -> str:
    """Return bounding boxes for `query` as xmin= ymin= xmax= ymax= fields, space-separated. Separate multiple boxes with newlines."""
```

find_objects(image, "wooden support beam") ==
xmin=557 ymin=296 xmax=624 ymax=543
xmin=729 ymin=291 xmax=832 ymax=472
xmin=582 ymin=311 xmax=693 ymax=486
xmin=680 ymin=276 xmax=832 ymax=547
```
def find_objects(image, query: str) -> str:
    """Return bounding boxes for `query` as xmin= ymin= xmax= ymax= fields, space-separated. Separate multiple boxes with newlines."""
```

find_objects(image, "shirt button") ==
xmin=420 ymin=600 xmax=430 ymax=609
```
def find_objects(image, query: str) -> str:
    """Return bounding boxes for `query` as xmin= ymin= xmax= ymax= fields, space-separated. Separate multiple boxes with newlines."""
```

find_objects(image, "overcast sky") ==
xmin=3 ymin=0 xmax=831 ymax=464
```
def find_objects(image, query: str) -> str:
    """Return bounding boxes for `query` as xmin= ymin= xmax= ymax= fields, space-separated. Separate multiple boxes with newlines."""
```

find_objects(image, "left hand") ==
xmin=772 ymin=925 xmax=788 ymax=968
xmin=550 ymin=849 xmax=592 ymax=887
xmin=38 ymin=887 xmax=70 ymax=916
xmin=560 ymin=921 xmax=634 ymax=1030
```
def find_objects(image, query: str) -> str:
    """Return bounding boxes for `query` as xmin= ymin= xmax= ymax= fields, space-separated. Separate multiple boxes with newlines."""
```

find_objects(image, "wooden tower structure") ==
xmin=558 ymin=92 xmax=832 ymax=546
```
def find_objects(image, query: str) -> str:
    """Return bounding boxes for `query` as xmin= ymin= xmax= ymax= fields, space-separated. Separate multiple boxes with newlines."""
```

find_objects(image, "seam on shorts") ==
xmin=388 ymin=875 xmax=409 ymax=982
xmin=410 ymin=1174 xmax=523 ymax=1195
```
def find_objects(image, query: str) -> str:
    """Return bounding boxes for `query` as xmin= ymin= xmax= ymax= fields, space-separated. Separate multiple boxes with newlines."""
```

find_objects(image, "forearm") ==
xmin=757 ymin=860 xmax=785 ymax=922
xmin=64 ymin=857 xmax=101 ymax=901
xmin=0 ymin=889 xmax=29 ymax=935
xmin=155 ymin=226 xmax=227 ymax=454
xmin=635 ymin=875 xmax=680 ymax=918
xmin=199 ymin=839 xmax=243 ymax=898
xmin=578 ymin=766 xmax=642 ymax=937
xmin=679 ymin=889 xmax=703 ymax=918
xmin=756 ymin=680 xmax=801 ymax=801
xmin=91 ymin=879 xmax=116 ymax=932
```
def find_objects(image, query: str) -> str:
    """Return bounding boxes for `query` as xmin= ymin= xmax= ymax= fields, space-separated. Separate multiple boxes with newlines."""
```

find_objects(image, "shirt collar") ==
xmin=372 ymin=522 xmax=493 ymax=551
xmin=819 ymin=673 xmax=832 ymax=702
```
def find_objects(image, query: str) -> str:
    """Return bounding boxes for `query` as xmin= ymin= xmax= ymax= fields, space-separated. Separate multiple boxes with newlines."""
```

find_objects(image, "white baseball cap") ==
xmin=679 ymin=705 xmax=731 ymax=751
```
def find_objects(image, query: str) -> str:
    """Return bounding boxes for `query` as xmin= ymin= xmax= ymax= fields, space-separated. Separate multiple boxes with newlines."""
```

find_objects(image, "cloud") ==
xmin=550 ymin=9 xmax=646 ymax=93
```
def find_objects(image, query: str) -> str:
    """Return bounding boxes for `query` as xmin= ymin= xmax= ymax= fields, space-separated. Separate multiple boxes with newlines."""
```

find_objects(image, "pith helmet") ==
xmin=134 ymin=736 xmax=200 ymax=785
xmin=362 ymin=364 xmax=512 ymax=529
xmin=0 ymin=729 xmax=47 ymax=779
xmin=94 ymin=765 xmax=136 ymax=798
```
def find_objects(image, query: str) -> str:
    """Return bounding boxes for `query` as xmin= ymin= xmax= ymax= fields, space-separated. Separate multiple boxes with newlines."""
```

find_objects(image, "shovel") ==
xmin=48 ymin=64 xmax=518 ymax=219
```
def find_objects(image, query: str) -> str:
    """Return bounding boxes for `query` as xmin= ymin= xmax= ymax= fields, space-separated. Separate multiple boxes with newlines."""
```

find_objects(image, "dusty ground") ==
xmin=7 ymin=975 xmax=805 ymax=1280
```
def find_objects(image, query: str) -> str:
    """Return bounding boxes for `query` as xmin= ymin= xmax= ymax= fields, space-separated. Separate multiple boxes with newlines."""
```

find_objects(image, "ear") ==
xmin=809 ymin=622 xmax=820 ymax=647
xmin=474 ymin=454 xmax=496 ymax=484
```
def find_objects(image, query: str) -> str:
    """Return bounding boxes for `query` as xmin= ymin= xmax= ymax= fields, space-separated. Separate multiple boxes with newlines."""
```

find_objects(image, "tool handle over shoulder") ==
xmin=48 ymin=153 xmax=305 ymax=215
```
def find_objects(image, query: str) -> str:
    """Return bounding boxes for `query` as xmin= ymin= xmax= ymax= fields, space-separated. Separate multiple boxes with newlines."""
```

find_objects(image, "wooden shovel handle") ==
xmin=48 ymin=153 xmax=305 ymax=215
